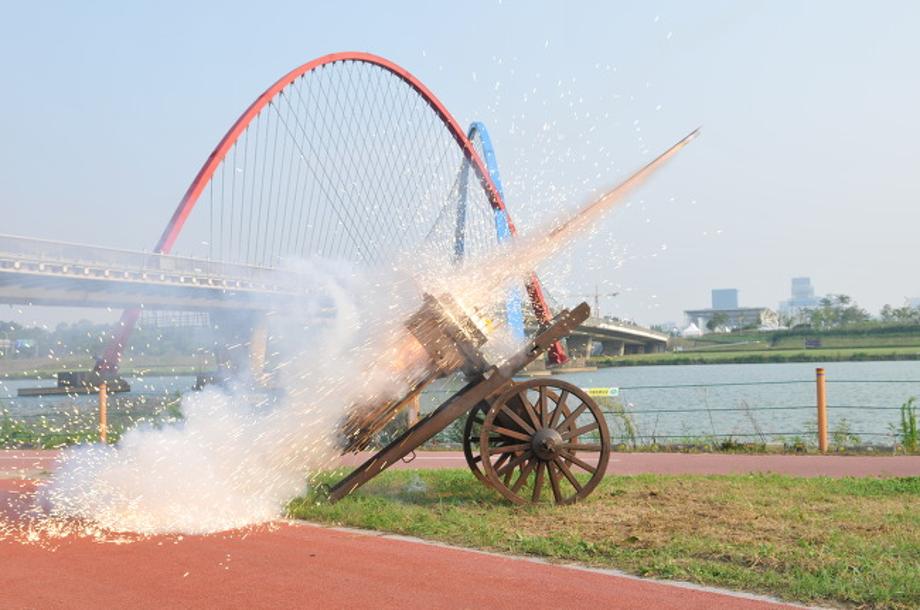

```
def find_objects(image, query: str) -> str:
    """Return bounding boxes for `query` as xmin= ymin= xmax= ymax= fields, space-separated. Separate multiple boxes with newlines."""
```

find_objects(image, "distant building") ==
xmin=779 ymin=277 xmax=820 ymax=317
xmin=711 ymin=289 xmax=738 ymax=310
xmin=684 ymin=307 xmax=778 ymax=332
xmin=791 ymin=277 xmax=814 ymax=301
xmin=653 ymin=321 xmax=681 ymax=335
xmin=685 ymin=288 xmax=778 ymax=332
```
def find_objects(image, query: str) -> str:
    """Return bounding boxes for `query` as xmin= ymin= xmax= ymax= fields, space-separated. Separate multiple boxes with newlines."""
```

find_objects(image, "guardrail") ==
xmin=0 ymin=233 xmax=299 ymax=293
xmin=579 ymin=316 xmax=669 ymax=341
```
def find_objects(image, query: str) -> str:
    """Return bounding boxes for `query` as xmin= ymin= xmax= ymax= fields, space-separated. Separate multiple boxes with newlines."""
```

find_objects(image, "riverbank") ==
xmin=592 ymin=346 xmax=920 ymax=367
xmin=6 ymin=347 xmax=919 ymax=378
xmin=0 ymin=355 xmax=215 ymax=380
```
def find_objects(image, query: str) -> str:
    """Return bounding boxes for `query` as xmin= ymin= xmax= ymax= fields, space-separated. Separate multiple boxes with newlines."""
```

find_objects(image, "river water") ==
xmin=2 ymin=361 xmax=918 ymax=446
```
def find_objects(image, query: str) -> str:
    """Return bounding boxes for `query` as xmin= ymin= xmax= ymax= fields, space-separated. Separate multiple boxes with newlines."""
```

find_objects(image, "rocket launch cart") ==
xmin=329 ymin=293 xmax=611 ymax=505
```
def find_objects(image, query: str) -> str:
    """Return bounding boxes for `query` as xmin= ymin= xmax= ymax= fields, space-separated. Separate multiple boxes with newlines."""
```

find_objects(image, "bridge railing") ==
xmin=581 ymin=316 xmax=669 ymax=340
xmin=0 ymin=234 xmax=297 ymax=288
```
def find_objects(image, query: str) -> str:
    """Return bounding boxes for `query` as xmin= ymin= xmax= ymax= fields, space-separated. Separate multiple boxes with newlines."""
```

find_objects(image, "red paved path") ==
xmin=340 ymin=450 xmax=920 ymax=477
xmin=2 ymin=450 xmax=916 ymax=608
xmin=0 ymin=481 xmax=793 ymax=610
xmin=4 ymin=449 xmax=918 ymax=479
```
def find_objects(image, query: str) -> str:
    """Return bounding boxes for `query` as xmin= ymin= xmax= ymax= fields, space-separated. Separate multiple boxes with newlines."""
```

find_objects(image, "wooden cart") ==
xmin=329 ymin=293 xmax=611 ymax=505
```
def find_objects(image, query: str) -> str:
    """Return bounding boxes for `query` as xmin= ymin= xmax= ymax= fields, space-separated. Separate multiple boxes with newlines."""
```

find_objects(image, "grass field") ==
xmin=603 ymin=327 xmax=920 ymax=367
xmin=593 ymin=345 xmax=920 ymax=367
xmin=6 ymin=328 xmax=920 ymax=376
xmin=0 ymin=355 xmax=213 ymax=379
xmin=289 ymin=470 xmax=920 ymax=609
xmin=678 ymin=328 xmax=920 ymax=350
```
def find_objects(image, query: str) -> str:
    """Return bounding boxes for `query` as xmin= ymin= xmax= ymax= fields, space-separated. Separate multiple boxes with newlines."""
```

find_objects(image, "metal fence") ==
xmin=592 ymin=374 xmax=916 ymax=448
xmin=1 ymin=370 xmax=917 ymax=450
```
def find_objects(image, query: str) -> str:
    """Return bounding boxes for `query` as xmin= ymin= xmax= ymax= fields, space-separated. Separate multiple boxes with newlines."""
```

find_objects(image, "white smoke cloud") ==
xmin=39 ymin=258 xmax=428 ymax=535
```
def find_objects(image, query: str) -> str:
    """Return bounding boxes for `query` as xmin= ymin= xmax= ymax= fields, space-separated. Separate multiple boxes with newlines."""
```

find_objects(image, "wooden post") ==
xmin=406 ymin=395 xmax=421 ymax=428
xmin=99 ymin=381 xmax=108 ymax=443
xmin=249 ymin=313 xmax=269 ymax=386
xmin=816 ymin=368 xmax=827 ymax=453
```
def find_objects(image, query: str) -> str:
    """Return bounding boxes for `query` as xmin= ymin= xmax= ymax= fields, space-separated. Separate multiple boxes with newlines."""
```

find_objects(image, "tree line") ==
xmin=782 ymin=294 xmax=919 ymax=331
xmin=0 ymin=319 xmax=217 ymax=359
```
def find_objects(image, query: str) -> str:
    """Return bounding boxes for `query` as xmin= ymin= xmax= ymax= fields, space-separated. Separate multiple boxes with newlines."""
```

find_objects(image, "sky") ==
xmin=1 ymin=0 xmax=918 ymax=327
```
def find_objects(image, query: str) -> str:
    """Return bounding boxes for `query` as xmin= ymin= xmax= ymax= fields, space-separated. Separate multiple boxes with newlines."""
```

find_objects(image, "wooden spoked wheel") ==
xmin=463 ymin=396 xmax=573 ymax=487
xmin=479 ymin=379 xmax=610 ymax=505
xmin=462 ymin=402 xmax=490 ymax=485
xmin=463 ymin=392 xmax=574 ymax=487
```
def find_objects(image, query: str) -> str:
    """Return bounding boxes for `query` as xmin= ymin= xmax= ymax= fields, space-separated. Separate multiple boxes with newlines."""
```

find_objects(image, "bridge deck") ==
xmin=0 ymin=234 xmax=300 ymax=310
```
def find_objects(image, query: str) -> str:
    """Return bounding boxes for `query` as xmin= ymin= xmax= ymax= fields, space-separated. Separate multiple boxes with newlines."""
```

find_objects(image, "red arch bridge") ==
xmin=0 ymin=52 xmax=667 ymax=379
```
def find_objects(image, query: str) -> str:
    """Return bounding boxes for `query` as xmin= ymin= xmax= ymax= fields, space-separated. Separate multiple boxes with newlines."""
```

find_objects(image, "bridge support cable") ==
xmin=462 ymin=122 xmax=566 ymax=363
xmin=461 ymin=123 xmax=521 ymax=338
xmin=97 ymin=53 xmax=550 ymax=373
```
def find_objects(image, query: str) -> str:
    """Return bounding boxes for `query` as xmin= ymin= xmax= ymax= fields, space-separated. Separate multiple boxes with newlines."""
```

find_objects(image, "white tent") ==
xmin=681 ymin=322 xmax=702 ymax=337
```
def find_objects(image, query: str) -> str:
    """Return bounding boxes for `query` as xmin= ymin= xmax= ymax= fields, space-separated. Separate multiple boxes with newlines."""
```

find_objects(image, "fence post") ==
xmin=99 ymin=381 xmax=108 ymax=443
xmin=815 ymin=368 xmax=827 ymax=453
xmin=407 ymin=395 xmax=420 ymax=427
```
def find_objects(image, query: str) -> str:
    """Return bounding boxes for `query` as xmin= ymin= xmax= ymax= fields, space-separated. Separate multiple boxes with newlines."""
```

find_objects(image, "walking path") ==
xmin=0 ymin=480 xmax=797 ymax=609
xmin=340 ymin=450 xmax=920 ymax=477
xmin=1 ymin=449 xmax=915 ymax=608
xmin=4 ymin=449 xmax=918 ymax=480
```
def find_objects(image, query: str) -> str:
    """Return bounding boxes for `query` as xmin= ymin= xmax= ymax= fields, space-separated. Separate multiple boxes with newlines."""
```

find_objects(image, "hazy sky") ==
xmin=2 ymin=1 xmax=918 ymax=327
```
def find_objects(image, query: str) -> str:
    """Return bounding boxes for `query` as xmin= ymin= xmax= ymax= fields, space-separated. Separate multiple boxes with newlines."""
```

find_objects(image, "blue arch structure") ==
xmin=456 ymin=121 xmax=526 ymax=340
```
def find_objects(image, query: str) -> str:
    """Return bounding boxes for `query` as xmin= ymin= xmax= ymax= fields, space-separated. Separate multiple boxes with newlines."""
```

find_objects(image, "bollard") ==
xmin=99 ymin=381 xmax=108 ymax=443
xmin=815 ymin=368 xmax=827 ymax=453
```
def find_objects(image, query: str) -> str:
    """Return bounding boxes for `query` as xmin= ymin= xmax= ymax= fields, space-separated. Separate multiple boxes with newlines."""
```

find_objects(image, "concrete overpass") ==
xmin=565 ymin=316 xmax=669 ymax=357
xmin=0 ymin=235 xmax=669 ymax=360
xmin=0 ymin=234 xmax=301 ymax=311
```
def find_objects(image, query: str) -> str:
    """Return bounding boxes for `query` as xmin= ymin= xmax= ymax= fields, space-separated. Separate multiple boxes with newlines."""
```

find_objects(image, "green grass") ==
xmin=771 ymin=334 xmax=920 ymax=349
xmin=289 ymin=470 xmax=920 ymax=609
xmin=0 ymin=415 xmax=131 ymax=448
xmin=677 ymin=330 xmax=920 ymax=351
xmin=593 ymin=345 xmax=920 ymax=367
xmin=0 ymin=355 xmax=215 ymax=379
xmin=642 ymin=327 xmax=920 ymax=367
xmin=1 ymin=396 xmax=182 ymax=449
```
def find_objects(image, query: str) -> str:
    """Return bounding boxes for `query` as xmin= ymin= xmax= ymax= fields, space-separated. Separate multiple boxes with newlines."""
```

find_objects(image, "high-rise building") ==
xmin=779 ymin=277 xmax=820 ymax=316
xmin=711 ymin=289 xmax=738 ymax=310
xmin=791 ymin=277 xmax=815 ymax=301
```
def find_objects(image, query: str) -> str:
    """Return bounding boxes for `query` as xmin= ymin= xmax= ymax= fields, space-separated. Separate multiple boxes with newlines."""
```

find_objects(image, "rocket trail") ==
xmin=545 ymin=127 xmax=700 ymax=244
xmin=453 ymin=128 xmax=701 ymax=310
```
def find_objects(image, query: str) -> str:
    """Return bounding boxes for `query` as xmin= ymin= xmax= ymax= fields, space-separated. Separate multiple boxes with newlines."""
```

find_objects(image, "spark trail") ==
xmin=16 ymin=129 xmax=698 ymax=537
xmin=447 ymin=128 xmax=700 ymax=314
